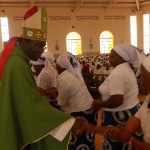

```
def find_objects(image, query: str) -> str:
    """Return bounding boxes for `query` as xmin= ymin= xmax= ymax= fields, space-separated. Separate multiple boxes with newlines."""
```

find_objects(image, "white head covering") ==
xmin=113 ymin=44 xmax=146 ymax=68
xmin=142 ymin=56 xmax=150 ymax=73
xmin=42 ymin=51 xmax=55 ymax=67
xmin=30 ymin=57 xmax=45 ymax=65
xmin=41 ymin=51 xmax=58 ymax=82
xmin=56 ymin=52 xmax=85 ymax=84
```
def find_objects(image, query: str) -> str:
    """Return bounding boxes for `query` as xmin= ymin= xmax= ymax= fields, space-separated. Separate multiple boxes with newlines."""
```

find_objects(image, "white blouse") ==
xmin=99 ymin=63 xmax=139 ymax=112
xmin=135 ymin=95 xmax=150 ymax=144
xmin=37 ymin=66 xmax=57 ymax=89
xmin=57 ymin=70 xmax=93 ymax=114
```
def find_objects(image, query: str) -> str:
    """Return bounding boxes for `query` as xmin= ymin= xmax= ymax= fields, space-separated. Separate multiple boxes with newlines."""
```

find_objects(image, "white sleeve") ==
xmin=135 ymin=100 xmax=148 ymax=119
xmin=57 ymin=78 xmax=70 ymax=106
xmin=134 ymin=108 xmax=141 ymax=119
xmin=109 ymin=72 xmax=124 ymax=95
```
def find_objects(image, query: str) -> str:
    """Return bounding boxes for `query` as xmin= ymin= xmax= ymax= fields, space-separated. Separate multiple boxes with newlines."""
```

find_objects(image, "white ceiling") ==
xmin=0 ymin=0 xmax=150 ymax=11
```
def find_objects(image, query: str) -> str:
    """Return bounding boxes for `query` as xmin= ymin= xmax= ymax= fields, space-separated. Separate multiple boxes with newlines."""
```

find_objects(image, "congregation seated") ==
xmin=92 ymin=63 xmax=104 ymax=88
xmin=76 ymin=54 xmax=111 ymax=99
xmin=81 ymin=63 xmax=93 ymax=86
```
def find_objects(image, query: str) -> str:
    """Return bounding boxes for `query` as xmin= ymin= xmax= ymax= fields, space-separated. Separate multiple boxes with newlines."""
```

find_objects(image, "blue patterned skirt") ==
xmin=67 ymin=108 xmax=97 ymax=150
xmin=101 ymin=104 xmax=143 ymax=150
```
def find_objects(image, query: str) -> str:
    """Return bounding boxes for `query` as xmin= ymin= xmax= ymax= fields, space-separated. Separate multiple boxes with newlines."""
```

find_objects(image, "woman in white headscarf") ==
xmin=76 ymin=56 xmax=150 ymax=150
xmin=30 ymin=57 xmax=45 ymax=79
xmin=92 ymin=44 xmax=146 ymax=150
xmin=56 ymin=52 xmax=97 ymax=150
xmin=100 ymin=55 xmax=150 ymax=150
xmin=38 ymin=51 xmax=57 ymax=89
xmin=31 ymin=55 xmax=58 ymax=102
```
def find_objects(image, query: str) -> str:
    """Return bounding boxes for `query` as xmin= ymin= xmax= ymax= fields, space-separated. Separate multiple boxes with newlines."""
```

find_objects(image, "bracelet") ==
xmin=128 ymin=137 xmax=134 ymax=145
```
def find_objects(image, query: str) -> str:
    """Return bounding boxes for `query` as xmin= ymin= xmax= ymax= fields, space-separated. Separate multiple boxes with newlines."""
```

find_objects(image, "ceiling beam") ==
xmin=136 ymin=0 xmax=140 ymax=10
xmin=30 ymin=0 xmax=35 ymax=8
xmin=73 ymin=0 xmax=85 ymax=11
xmin=105 ymin=0 xmax=119 ymax=9
xmin=0 ymin=0 xmax=150 ymax=8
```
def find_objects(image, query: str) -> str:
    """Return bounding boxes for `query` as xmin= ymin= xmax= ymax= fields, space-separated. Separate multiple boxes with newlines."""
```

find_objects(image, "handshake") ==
xmin=72 ymin=119 xmax=132 ymax=144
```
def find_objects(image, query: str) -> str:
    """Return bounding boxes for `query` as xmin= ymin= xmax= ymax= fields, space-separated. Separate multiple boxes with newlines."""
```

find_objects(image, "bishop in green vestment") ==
xmin=0 ymin=6 xmax=75 ymax=150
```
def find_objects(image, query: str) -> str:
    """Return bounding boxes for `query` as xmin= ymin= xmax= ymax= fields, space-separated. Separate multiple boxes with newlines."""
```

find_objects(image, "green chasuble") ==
xmin=0 ymin=44 xmax=71 ymax=150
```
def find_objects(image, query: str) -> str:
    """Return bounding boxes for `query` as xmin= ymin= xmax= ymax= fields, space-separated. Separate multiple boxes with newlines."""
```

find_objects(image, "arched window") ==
xmin=66 ymin=32 xmax=82 ymax=55
xmin=0 ymin=17 xmax=9 ymax=50
xmin=100 ymin=31 xmax=114 ymax=54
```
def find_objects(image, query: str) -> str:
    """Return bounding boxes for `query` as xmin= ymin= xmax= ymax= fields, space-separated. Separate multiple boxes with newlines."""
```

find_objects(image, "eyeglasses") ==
xmin=29 ymin=41 xmax=46 ymax=50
